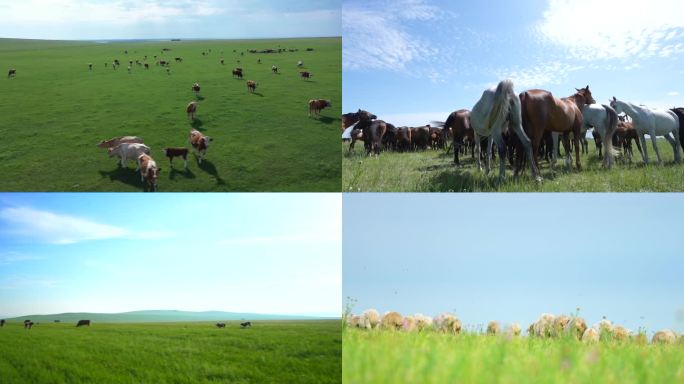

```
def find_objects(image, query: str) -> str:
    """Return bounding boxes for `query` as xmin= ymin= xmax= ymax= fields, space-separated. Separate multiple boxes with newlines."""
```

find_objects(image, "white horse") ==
xmin=580 ymin=103 xmax=618 ymax=168
xmin=470 ymin=79 xmax=541 ymax=181
xmin=610 ymin=97 xmax=680 ymax=164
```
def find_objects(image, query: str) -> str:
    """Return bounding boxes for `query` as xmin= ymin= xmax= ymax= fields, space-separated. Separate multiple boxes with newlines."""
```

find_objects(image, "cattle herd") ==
xmin=343 ymin=79 xmax=684 ymax=182
xmin=6 ymin=44 xmax=334 ymax=192
xmin=1 ymin=319 xmax=250 ymax=329
xmin=347 ymin=310 xmax=682 ymax=345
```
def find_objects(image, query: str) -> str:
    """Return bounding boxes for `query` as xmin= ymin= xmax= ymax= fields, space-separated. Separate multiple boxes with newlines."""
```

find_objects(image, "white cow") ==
xmin=108 ymin=143 xmax=150 ymax=167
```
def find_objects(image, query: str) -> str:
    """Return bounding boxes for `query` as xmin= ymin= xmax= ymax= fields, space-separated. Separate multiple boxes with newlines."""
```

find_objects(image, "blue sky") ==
xmin=0 ymin=0 xmax=341 ymax=40
xmin=343 ymin=0 xmax=684 ymax=126
xmin=0 ymin=193 xmax=341 ymax=318
xmin=343 ymin=193 xmax=684 ymax=334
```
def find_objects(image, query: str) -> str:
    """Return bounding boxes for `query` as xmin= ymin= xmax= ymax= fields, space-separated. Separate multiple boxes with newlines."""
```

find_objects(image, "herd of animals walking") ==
xmin=343 ymin=79 xmax=684 ymax=182
xmin=6 ymin=46 xmax=332 ymax=192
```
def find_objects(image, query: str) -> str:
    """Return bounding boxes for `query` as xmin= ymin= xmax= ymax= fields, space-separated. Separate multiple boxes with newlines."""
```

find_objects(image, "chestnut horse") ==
xmin=520 ymin=86 xmax=595 ymax=171
xmin=614 ymin=121 xmax=643 ymax=162
xmin=470 ymin=79 xmax=540 ymax=181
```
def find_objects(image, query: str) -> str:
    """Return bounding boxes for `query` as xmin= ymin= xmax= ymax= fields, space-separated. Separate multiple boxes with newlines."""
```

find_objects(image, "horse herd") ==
xmin=343 ymin=79 xmax=684 ymax=182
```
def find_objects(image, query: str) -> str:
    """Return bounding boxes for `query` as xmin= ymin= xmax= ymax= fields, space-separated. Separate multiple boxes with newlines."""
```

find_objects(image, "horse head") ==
xmin=575 ymin=85 xmax=595 ymax=104
xmin=356 ymin=109 xmax=377 ymax=121
xmin=609 ymin=96 xmax=618 ymax=109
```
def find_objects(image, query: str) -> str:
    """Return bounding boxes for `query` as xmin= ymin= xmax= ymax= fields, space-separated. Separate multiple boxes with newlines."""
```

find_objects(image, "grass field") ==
xmin=0 ymin=37 xmax=341 ymax=191
xmin=343 ymin=140 xmax=684 ymax=192
xmin=343 ymin=328 xmax=684 ymax=384
xmin=0 ymin=320 xmax=341 ymax=383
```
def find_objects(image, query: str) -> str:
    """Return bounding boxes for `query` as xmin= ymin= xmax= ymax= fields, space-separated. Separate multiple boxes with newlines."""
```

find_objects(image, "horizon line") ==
xmin=0 ymin=36 xmax=341 ymax=42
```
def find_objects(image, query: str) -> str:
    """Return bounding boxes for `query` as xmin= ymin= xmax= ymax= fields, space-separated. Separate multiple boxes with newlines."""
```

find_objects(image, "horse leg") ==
xmin=495 ymin=134 xmax=507 ymax=182
xmin=639 ymin=134 xmax=649 ymax=164
xmin=573 ymin=125 xmax=581 ymax=171
xmin=511 ymin=122 xmax=541 ymax=182
xmin=486 ymin=136 xmax=494 ymax=175
xmin=650 ymin=130 xmax=662 ymax=164
xmin=664 ymin=132 xmax=680 ymax=162
xmin=475 ymin=133 xmax=482 ymax=172
xmin=561 ymin=133 xmax=572 ymax=170
xmin=673 ymin=130 xmax=682 ymax=162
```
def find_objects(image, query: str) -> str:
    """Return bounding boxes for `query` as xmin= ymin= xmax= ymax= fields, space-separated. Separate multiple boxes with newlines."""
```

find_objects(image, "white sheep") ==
xmin=434 ymin=313 xmax=462 ymax=334
xmin=652 ymin=329 xmax=677 ymax=344
xmin=582 ymin=327 xmax=599 ymax=343
xmin=414 ymin=314 xmax=433 ymax=331
xmin=381 ymin=311 xmax=403 ymax=330
xmin=505 ymin=323 xmax=521 ymax=337
xmin=487 ymin=321 xmax=500 ymax=335
xmin=563 ymin=317 xmax=588 ymax=340
xmin=361 ymin=309 xmax=380 ymax=330
xmin=530 ymin=313 xmax=555 ymax=337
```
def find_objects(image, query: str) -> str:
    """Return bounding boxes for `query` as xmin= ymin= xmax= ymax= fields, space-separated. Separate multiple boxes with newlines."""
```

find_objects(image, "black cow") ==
xmin=216 ymin=323 xmax=226 ymax=328
xmin=76 ymin=319 xmax=91 ymax=327
xmin=240 ymin=321 xmax=252 ymax=328
xmin=8 ymin=69 xmax=16 ymax=78
xmin=0 ymin=319 xmax=5 ymax=327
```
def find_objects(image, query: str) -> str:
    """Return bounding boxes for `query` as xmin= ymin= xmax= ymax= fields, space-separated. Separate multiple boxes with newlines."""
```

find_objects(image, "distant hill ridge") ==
xmin=4 ymin=310 xmax=327 ymax=323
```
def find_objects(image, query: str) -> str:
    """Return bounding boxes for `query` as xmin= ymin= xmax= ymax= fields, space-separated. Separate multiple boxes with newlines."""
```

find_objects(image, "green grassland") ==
xmin=343 ymin=328 xmax=684 ymax=384
xmin=0 ymin=37 xmax=341 ymax=191
xmin=0 ymin=320 xmax=341 ymax=383
xmin=343 ymin=140 xmax=684 ymax=192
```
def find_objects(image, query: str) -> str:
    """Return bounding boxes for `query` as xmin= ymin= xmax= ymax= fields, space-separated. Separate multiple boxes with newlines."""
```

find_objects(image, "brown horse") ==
xmin=342 ymin=111 xmax=362 ymax=132
xmin=346 ymin=109 xmax=379 ymax=154
xmin=436 ymin=110 xmax=473 ymax=165
xmin=614 ymin=121 xmax=643 ymax=162
xmin=394 ymin=126 xmax=413 ymax=152
xmin=520 ymin=86 xmax=595 ymax=171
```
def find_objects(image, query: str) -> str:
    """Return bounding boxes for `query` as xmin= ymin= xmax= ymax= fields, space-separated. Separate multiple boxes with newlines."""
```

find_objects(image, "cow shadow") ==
xmin=250 ymin=92 xmax=264 ymax=97
xmin=316 ymin=116 xmax=336 ymax=125
xmin=191 ymin=118 xmax=205 ymax=131
xmin=196 ymin=95 xmax=205 ymax=101
xmin=169 ymin=167 xmax=196 ymax=180
xmin=98 ymin=166 xmax=143 ymax=190
xmin=197 ymin=159 xmax=226 ymax=185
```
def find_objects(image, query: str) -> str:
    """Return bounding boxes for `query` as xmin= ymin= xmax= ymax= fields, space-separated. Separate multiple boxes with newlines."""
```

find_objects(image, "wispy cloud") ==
xmin=536 ymin=0 xmax=684 ymax=61
xmin=496 ymin=61 xmax=584 ymax=89
xmin=668 ymin=91 xmax=680 ymax=96
xmin=0 ymin=275 xmax=59 ymax=290
xmin=343 ymin=0 xmax=442 ymax=77
xmin=0 ymin=252 xmax=43 ymax=266
xmin=219 ymin=233 xmax=340 ymax=246
xmin=0 ymin=206 xmax=172 ymax=245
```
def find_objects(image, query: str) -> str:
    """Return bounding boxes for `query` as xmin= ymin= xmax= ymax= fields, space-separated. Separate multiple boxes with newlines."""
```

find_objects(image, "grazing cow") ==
xmin=97 ymin=136 xmax=143 ymax=149
xmin=297 ymin=60 xmax=303 ymax=67
xmin=220 ymin=59 xmax=224 ymax=65
xmin=257 ymin=58 xmax=261 ymax=64
xmin=308 ymin=99 xmax=331 ymax=117
xmin=162 ymin=147 xmax=189 ymax=169
xmin=246 ymin=80 xmax=257 ymax=93
xmin=23 ymin=320 xmax=31 ymax=329
xmin=128 ymin=60 xmax=133 ymax=66
xmin=216 ymin=323 xmax=226 ymax=328
xmin=187 ymin=101 xmax=199 ymax=120
xmin=112 ymin=62 xmax=117 ymax=70
xmin=144 ymin=63 xmax=149 ymax=69
xmin=271 ymin=65 xmax=278 ymax=74
xmin=192 ymin=82 xmax=201 ymax=96
xmin=137 ymin=154 xmax=161 ymax=191
xmin=299 ymin=71 xmax=312 ymax=80
xmin=159 ymin=60 xmax=168 ymax=66
xmin=88 ymin=63 xmax=93 ymax=70
xmin=114 ymin=59 xmax=120 ymax=66
xmin=76 ymin=320 xmax=91 ymax=327
xmin=175 ymin=57 xmax=183 ymax=63
xmin=8 ymin=68 xmax=16 ymax=78
xmin=240 ymin=321 xmax=252 ymax=328
xmin=232 ymin=68 xmax=243 ymax=79
xmin=54 ymin=320 xmax=60 ymax=323
xmin=108 ymin=143 xmax=151 ymax=168
xmin=0 ymin=319 xmax=5 ymax=327
xmin=189 ymin=129 xmax=213 ymax=163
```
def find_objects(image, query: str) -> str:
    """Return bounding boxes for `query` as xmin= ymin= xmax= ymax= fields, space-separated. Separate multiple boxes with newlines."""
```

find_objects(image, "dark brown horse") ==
xmin=394 ymin=126 xmax=413 ymax=152
xmin=614 ymin=121 xmax=642 ymax=161
xmin=436 ymin=110 xmax=473 ymax=165
xmin=349 ymin=109 xmax=386 ymax=155
xmin=672 ymin=107 xmax=684 ymax=148
xmin=520 ymin=86 xmax=595 ymax=171
xmin=343 ymin=109 xmax=373 ymax=151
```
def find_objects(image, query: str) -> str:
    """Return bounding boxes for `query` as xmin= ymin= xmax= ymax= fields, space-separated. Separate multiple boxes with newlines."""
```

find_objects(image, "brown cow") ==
xmin=187 ymin=101 xmax=198 ymax=120
xmin=308 ymin=99 xmax=331 ymax=117
xmin=232 ymin=68 xmax=243 ymax=79
xmin=137 ymin=154 xmax=161 ymax=191
xmin=246 ymin=80 xmax=257 ymax=93
xmin=162 ymin=148 xmax=189 ymax=169
xmin=299 ymin=71 xmax=312 ymax=80
xmin=189 ymin=129 xmax=213 ymax=163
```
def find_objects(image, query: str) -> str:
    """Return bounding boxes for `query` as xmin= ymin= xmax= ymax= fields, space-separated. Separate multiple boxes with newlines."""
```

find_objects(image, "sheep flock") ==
xmin=346 ymin=310 xmax=682 ymax=345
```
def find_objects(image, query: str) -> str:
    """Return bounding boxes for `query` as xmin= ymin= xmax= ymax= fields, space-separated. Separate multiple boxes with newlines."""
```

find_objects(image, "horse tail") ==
xmin=487 ymin=79 xmax=514 ymax=133
xmin=602 ymin=104 xmax=619 ymax=162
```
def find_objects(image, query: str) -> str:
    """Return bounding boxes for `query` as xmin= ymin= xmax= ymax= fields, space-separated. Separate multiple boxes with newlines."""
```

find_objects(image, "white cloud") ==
xmin=0 ymin=0 xmax=227 ymax=25
xmin=667 ymin=91 xmax=680 ymax=96
xmin=343 ymin=0 xmax=440 ymax=73
xmin=0 ymin=206 xmax=172 ymax=244
xmin=495 ymin=61 xmax=584 ymax=89
xmin=536 ymin=0 xmax=684 ymax=60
